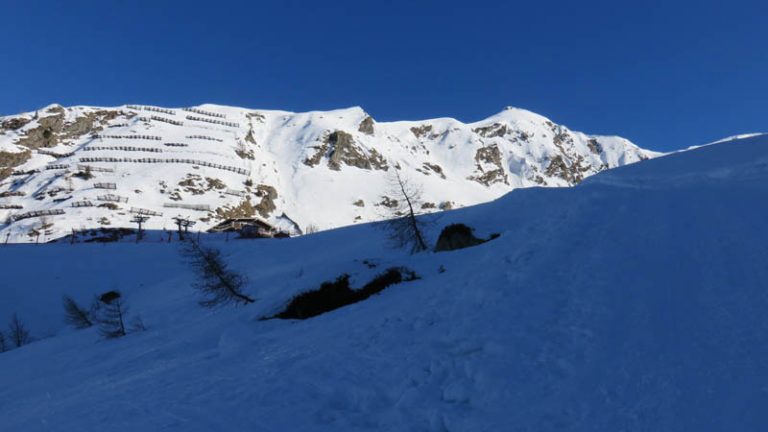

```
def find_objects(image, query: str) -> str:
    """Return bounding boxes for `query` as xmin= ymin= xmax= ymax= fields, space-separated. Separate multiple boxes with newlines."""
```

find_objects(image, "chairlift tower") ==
xmin=131 ymin=215 xmax=151 ymax=243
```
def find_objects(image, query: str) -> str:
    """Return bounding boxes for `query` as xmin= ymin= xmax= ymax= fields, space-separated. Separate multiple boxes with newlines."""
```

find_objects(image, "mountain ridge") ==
xmin=0 ymin=103 xmax=659 ymax=242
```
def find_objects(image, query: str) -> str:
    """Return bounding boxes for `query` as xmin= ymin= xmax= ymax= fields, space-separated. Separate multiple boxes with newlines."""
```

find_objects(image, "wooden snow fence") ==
xmin=93 ymin=183 xmax=117 ymax=190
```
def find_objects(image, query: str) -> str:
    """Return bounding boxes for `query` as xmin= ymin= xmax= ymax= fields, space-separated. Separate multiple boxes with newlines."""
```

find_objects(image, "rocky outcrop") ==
xmin=0 ymin=150 xmax=32 ymax=180
xmin=254 ymin=184 xmax=277 ymax=218
xmin=410 ymin=124 xmax=434 ymax=139
xmin=318 ymin=131 xmax=389 ymax=171
xmin=1 ymin=117 xmax=31 ymax=131
xmin=215 ymin=197 xmax=257 ymax=219
xmin=16 ymin=109 xmax=122 ymax=149
xmin=358 ymin=116 xmax=375 ymax=135
xmin=469 ymin=145 xmax=508 ymax=186
xmin=473 ymin=123 xmax=508 ymax=138
xmin=544 ymin=155 xmax=591 ymax=185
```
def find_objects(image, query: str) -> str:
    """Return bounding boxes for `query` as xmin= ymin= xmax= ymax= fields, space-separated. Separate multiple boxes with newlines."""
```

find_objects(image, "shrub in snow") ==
xmin=275 ymin=267 xmax=418 ymax=320
xmin=62 ymin=295 xmax=94 ymax=329
xmin=434 ymin=223 xmax=499 ymax=252
xmin=94 ymin=291 xmax=128 ymax=339
xmin=0 ymin=332 xmax=6 ymax=353
xmin=8 ymin=313 xmax=31 ymax=348
xmin=184 ymin=241 xmax=254 ymax=307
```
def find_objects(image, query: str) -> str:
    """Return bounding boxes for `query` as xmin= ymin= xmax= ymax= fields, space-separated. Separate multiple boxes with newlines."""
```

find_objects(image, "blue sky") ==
xmin=1 ymin=0 xmax=766 ymax=151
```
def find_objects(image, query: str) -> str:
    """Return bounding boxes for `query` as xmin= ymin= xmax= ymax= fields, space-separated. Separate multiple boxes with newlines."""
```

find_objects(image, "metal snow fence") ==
xmin=127 ymin=105 xmax=176 ymax=115
xmin=37 ymin=149 xmax=75 ymax=158
xmin=186 ymin=135 xmax=223 ymax=142
xmin=77 ymin=164 xmax=114 ymax=173
xmin=183 ymin=107 xmax=226 ymax=119
xmin=163 ymin=142 xmax=189 ymax=147
xmin=83 ymin=146 xmax=163 ymax=153
xmin=93 ymin=134 xmax=162 ymax=141
xmin=97 ymin=194 xmax=129 ymax=203
xmin=185 ymin=115 xmax=239 ymax=128
xmin=163 ymin=203 xmax=211 ymax=211
xmin=72 ymin=200 xmax=94 ymax=208
xmin=150 ymin=115 xmax=184 ymax=126
xmin=0 ymin=204 xmax=23 ymax=209
xmin=78 ymin=157 xmax=250 ymax=176
xmin=224 ymin=189 xmax=245 ymax=197
xmin=46 ymin=164 xmax=69 ymax=170
xmin=93 ymin=183 xmax=117 ymax=190
xmin=130 ymin=207 xmax=163 ymax=216
xmin=12 ymin=209 xmax=65 ymax=221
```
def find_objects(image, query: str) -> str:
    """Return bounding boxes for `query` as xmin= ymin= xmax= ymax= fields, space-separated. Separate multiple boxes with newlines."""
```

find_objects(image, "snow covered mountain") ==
xmin=0 ymin=103 xmax=656 ymax=242
xmin=0 ymin=133 xmax=765 ymax=431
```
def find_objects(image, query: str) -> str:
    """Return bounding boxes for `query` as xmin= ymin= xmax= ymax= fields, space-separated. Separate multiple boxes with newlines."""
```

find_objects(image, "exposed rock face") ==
xmin=587 ymin=138 xmax=603 ymax=154
xmin=544 ymin=155 xmax=591 ymax=184
xmin=16 ymin=109 xmax=121 ymax=149
xmin=358 ymin=116 xmax=375 ymax=135
xmin=1 ymin=117 xmax=31 ymax=131
xmin=420 ymin=162 xmax=446 ymax=179
xmin=303 ymin=140 xmax=329 ymax=167
xmin=325 ymin=131 xmax=388 ymax=171
xmin=473 ymin=123 xmax=508 ymax=138
xmin=379 ymin=196 xmax=398 ymax=208
xmin=254 ymin=184 xmax=278 ymax=218
xmin=410 ymin=124 xmax=433 ymax=139
xmin=215 ymin=198 xmax=257 ymax=219
xmin=0 ymin=150 xmax=32 ymax=180
xmin=469 ymin=145 xmax=508 ymax=186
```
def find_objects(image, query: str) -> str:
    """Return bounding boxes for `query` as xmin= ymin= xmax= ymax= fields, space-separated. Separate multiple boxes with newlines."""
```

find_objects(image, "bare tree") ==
xmin=63 ymin=295 xmax=94 ymax=329
xmin=184 ymin=241 xmax=254 ymax=307
xmin=380 ymin=171 xmax=429 ymax=253
xmin=94 ymin=291 xmax=127 ymax=338
xmin=8 ymin=313 xmax=31 ymax=347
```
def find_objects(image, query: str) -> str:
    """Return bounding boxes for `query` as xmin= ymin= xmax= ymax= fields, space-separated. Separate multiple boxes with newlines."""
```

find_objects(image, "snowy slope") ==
xmin=0 ymin=134 xmax=765 ymax=430
xmin=0 ymin=104 xmax=657 ymax=242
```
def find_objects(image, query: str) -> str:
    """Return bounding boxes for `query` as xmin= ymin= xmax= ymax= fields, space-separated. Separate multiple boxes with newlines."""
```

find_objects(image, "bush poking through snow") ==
xmin=63 ymin=295 xmax=94 ymax=329
xmin=275 ymin=267 xmax=418 ymax=320
xmin=434 ymin=223 xmax=498 ymax=252
xmin=184 ymin=241 xmax=254 ymax=307
xmin=94 ymin=291 xmax=128 ymax=339
xmin=8 ymin=313 xmax=31 ymax=348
